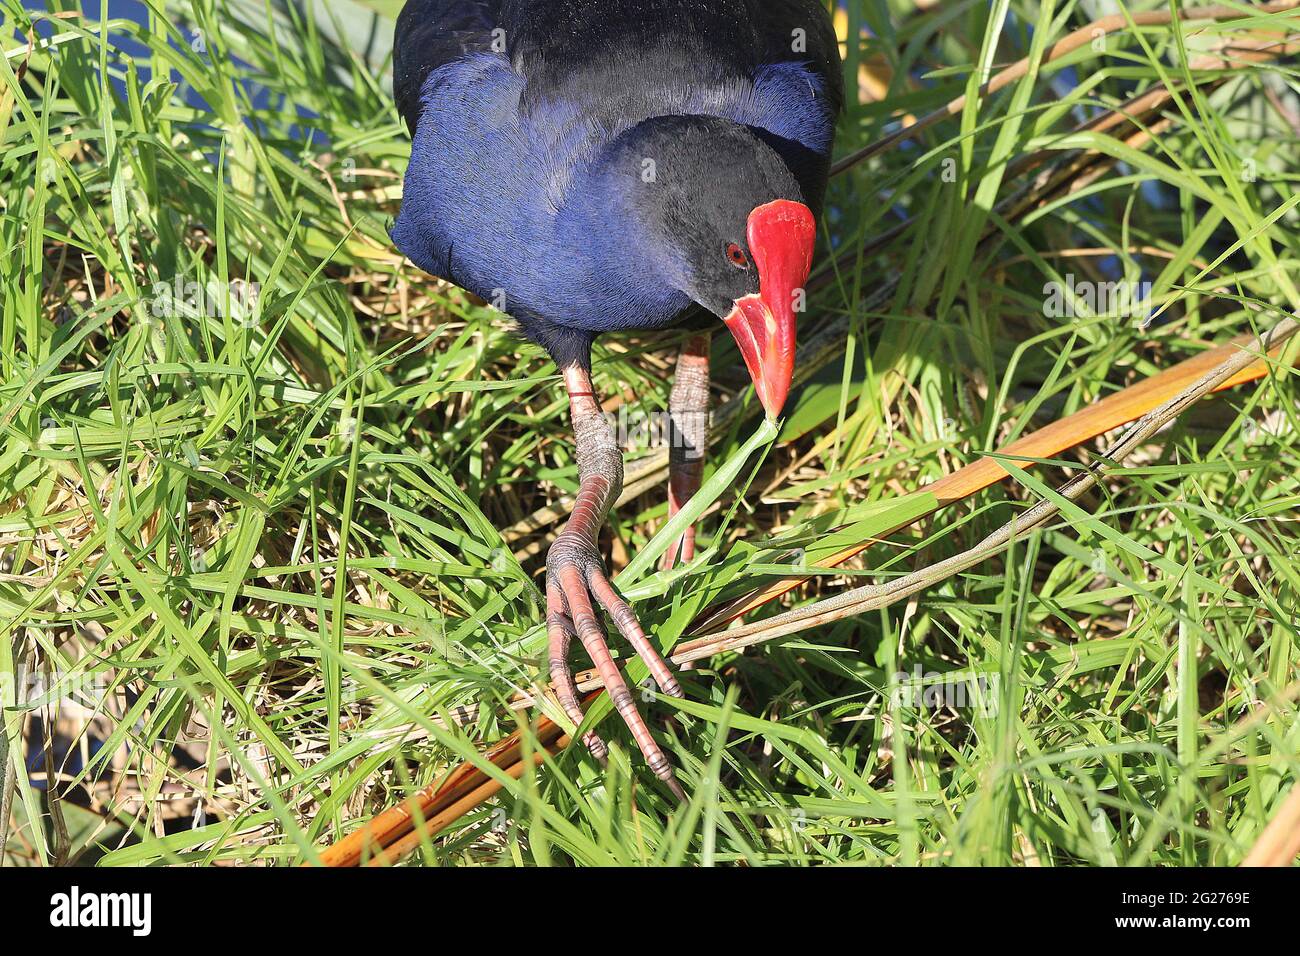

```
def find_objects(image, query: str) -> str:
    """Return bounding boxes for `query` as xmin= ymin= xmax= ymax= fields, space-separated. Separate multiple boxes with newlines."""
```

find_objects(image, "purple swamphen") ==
xmin=391 ymin=0 xmax=842 ymax=798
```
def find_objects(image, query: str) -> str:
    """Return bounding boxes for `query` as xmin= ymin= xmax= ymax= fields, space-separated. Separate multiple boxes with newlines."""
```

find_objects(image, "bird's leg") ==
xmin=546 ymin=364 xmax=686 ymax=800
xmin=661 ymin=333 xmax=711 ymax=571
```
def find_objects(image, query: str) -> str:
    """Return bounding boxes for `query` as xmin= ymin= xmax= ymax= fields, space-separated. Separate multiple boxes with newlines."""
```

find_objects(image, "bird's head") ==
xmin=594 ymin=116 xmax=817 ymax=419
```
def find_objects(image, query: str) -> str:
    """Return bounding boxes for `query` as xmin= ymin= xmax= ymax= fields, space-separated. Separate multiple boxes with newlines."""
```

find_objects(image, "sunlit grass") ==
xmin=0 ymin=0 xmax=1297 ymax=866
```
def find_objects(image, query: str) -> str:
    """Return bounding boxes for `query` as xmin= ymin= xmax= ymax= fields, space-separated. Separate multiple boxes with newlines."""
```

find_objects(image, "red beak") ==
xmin=722 ymin=199 xmax=816 ymax=419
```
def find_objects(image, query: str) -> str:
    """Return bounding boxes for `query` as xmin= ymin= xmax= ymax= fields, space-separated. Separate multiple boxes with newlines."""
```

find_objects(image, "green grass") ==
xmin=1 ymin=0 xmax=1297 ymax=867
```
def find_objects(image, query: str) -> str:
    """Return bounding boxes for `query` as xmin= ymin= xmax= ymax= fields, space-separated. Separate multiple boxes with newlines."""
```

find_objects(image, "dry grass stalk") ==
xmin=1242 ymin=783 xmax=1300 ymax=867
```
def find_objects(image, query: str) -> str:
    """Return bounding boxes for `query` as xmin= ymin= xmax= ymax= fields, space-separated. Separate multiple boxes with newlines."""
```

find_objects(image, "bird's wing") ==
xmin=395 ymin=0 xmax=842 ymax=164
xmin=396 ymin=1 xmax=842 ymax=137
xmin=510 ymin=1 xmax=843 ymax=169
xmin=393 ymin=0 xmax=503 ymax=130
xmin=751 ymin=0 xmax=844 ymax=117
xmin=498 ymin=1 xmax=840 ymax=121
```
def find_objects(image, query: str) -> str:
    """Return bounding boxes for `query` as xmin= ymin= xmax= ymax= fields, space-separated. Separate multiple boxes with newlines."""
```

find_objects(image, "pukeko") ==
xmin=391 ymin=0 xmax=842 ymax=798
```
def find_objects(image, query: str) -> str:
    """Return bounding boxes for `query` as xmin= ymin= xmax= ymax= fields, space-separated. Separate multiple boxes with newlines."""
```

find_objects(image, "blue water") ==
xmin=20 ymin=1 xmax=154 ymax=65
xmin=15 ymin=0 xmax=331 ymax=145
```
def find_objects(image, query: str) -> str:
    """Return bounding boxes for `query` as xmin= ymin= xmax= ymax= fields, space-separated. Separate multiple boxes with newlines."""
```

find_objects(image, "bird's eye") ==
xmin=725 ymin=242 xmax=750 ymax=269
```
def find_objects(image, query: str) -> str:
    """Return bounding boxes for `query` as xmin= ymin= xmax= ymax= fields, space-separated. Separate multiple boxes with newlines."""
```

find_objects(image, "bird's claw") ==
xmin=545 ymin=534 xmax=686 ymax=801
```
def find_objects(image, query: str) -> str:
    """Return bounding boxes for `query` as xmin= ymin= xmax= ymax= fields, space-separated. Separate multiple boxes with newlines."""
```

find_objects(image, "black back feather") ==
xmin=394 ymin=0 xmax=842 ymax=132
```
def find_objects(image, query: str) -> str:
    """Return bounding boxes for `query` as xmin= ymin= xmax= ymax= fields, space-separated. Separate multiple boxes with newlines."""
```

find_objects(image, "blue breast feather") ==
xmin=391 ymin=52 xmax=835 ymax=335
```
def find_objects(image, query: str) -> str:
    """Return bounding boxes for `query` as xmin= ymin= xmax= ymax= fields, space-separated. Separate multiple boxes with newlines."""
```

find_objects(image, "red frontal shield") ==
xmin=722 ymin=199 xmax=816 ymax=419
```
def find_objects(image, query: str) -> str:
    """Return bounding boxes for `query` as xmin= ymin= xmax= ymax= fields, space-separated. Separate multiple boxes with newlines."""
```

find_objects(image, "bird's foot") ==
xmin=545 ymin=533 xmax=686 ymax=801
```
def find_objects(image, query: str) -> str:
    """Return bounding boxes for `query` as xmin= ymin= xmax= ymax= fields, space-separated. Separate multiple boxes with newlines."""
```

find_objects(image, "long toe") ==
xmin=546 ymin=581 xmax=608 ymax=761
xmin=587 ymin=571 xmax=683 ymax=698
xmin=551 ymin=557 xmax=685 ymax=800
